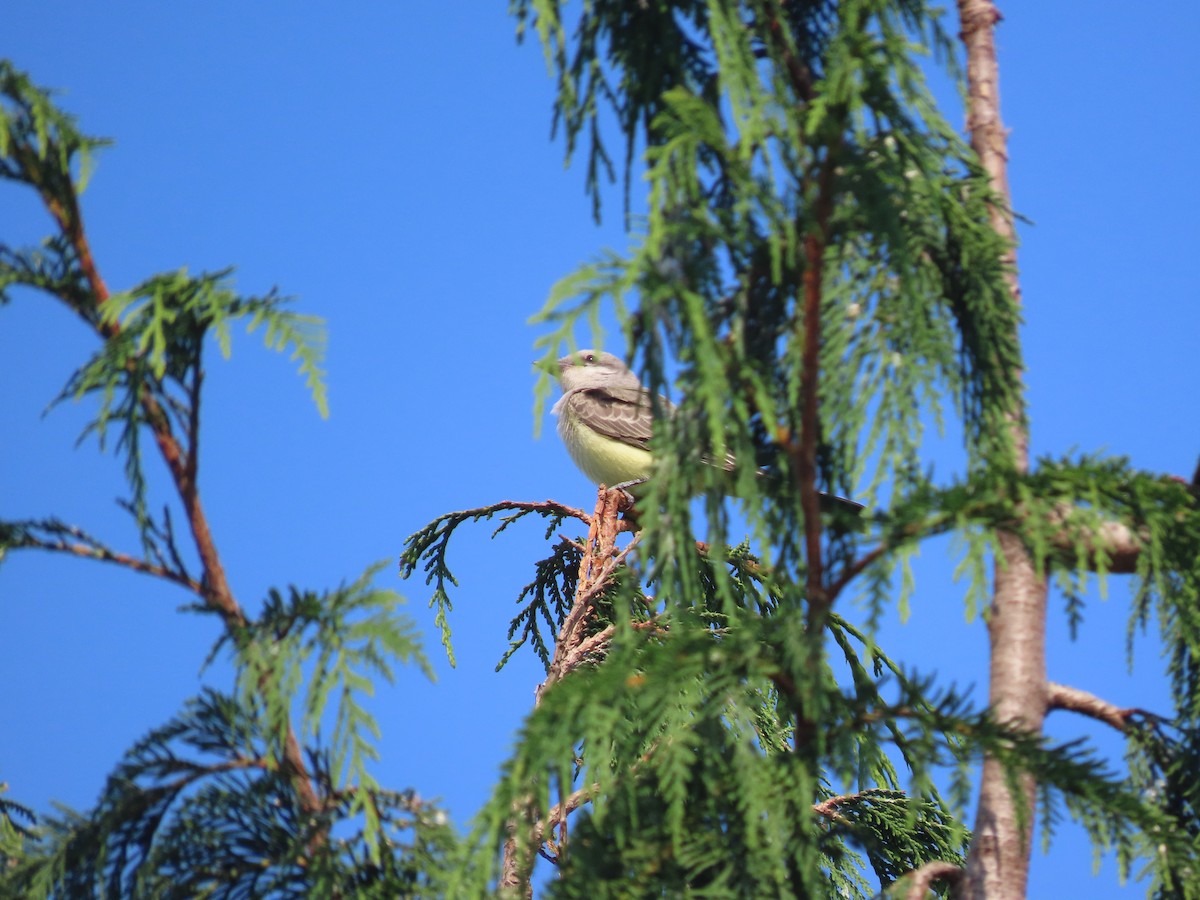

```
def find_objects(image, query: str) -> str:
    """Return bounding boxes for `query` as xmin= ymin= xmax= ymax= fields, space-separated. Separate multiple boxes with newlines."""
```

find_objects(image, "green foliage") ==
xmin=240 ymin=571 xmax=432 ymax=787
xmin=1124 ymin=716 xmax=1200 ymax=898
xmin=221 ymin=564 xmax=433 ymax=841
xmin=452 ymin=615 xmax=981 ymax=897
xmin=6 ymin=0 xmax=1200 ymax=891
xmin=397 ymin=446 xmax=1200 ymax=894
xmin=504 ymin=0 xmax=1200 ymax=896
xmin=0 ymin=235 xmax=91 ymax=311
xmin=1 ymin=63 xmax=328 ymax=550
xmin=502 ymin=537 xmax=583 ymax=671
xmin=49 ymin=268 xmax=327 ymax=543
xmin=0 ymin=787 xmax=34 ymax=864
xmin=0 ymin=512 xmax=199 ymax=598
xmin=526 ymin=0 xmax=1021 ymax=498
xmin=0 ymin=691 xmax=456 ymax=900
xmin=3 ymin=59 xmax=440 ymax=897
xmin=400 ymin=500 xmax=588 ymax=666
xmin=89 ymin=266 xmax=328 ymax=408
xmin=0 ymin=60 xmax=110 ymax=199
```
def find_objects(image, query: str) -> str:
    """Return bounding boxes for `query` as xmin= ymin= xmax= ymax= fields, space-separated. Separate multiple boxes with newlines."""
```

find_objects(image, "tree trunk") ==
xmin=955 ymin=2 xmax=1049 ymax=897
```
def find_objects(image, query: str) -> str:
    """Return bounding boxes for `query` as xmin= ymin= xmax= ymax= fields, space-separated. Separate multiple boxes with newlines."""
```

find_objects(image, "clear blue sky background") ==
xmin=1 ymin=3 xmax=1197 ymax=895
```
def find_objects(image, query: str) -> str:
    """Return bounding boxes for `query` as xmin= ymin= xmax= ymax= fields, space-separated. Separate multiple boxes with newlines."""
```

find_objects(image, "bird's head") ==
xmin=556 ymin=349 xmax=641 ymax=392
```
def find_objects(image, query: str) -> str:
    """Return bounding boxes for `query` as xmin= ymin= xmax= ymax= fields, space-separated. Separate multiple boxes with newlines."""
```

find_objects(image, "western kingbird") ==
xmin=551 ymin=349 xmax=862 ymax=513
xmin=552 ymin=350 xmax=663 ymax=491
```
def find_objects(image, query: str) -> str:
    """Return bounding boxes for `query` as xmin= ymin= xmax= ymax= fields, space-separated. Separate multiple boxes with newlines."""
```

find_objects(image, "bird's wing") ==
xmin=567 ymin=386 xmax=663 ymax=451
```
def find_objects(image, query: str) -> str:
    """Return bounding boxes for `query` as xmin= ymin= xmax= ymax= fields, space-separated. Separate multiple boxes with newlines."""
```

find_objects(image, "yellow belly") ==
xmin=558 ymin=409 xmax=653 ymax=488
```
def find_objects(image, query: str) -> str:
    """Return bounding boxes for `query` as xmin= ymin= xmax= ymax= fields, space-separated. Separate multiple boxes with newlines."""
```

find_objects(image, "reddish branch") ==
xmin=762 ymin=11 xmax=816 ymax=102
xmin=831 ymin=541 xmax=892 ymax=601
xmin=33 ymin=164 xmax=246 ymax=632
xmin=798 ymin=221 xmax=828 ymax=608
xmin=438 ymin=499 xmax=592 ymax=533
xmin=144 ymin=398 xmax=245 ymax=630
xmin=501 ymin=487 xmax=635 ymax=894
xmin=810 ymin=789 xmax=905 ymax=821
xmin=786 ymin=144 xmax=841 ymax=766
xmin=10 ymin=139 xmax=110 ymax=305
xmin=34 ymin=162 xmax=321 ymax=818
xmin=540 ymin=496 xmax=637 ymax=700
xmin=15 ymin=530 xmax=202 ymax=594
xmin=760 ymin=0 xmax=835 ymax=620
xmin=518 ymin=781 xmax=603 ymax=870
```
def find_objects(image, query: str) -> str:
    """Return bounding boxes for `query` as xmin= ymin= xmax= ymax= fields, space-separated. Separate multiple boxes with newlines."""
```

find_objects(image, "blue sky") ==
xmin=2 ymin=3 xmax=1198 ymax=895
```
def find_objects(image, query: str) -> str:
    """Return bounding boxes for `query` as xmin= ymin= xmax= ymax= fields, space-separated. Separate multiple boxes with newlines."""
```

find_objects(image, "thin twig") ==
xmin=812 ymin=790 xmax=875 ymax=820
xmin=16 ymin=530 xmax=203 ymax=595
xmin=486 ymin=499 xmax=593 ymax=526
xmin=828 ymin=543 xmax=890 ymax=601
xmin=160 ymin=506 xmax=190 ymax=582
xmin=185 ymin=357 xmax=203 ymax=494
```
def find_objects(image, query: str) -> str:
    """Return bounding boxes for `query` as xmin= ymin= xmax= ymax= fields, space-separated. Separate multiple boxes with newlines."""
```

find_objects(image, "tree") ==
xmin=0 ymin=62 xmax=455 ymax=897
xmin=402 ymin=1 xmax=1200 ymax=897
xmin=2 ymin=4 xmax=1199 ymax=900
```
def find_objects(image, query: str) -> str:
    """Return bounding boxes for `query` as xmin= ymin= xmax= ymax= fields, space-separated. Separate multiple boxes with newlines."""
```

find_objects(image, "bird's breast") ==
xmin=557 ymin=399 xmax=653 ymax=488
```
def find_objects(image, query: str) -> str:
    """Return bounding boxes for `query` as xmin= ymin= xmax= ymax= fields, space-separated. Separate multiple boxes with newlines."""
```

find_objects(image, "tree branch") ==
xmin=502 ymin=486 xmax=634 ymax=895
xmin=542 ymin=537 xmax=639 ymax=696
xmin=11 ymin=137 xmax=110 ymax=308
xmin=900 ymin=860 xmax=964 ymax=900
xmin=10 ymin=525 xmax=202 ymax=596
xmin=829 ymin=542 xmax=891 ymax=601
xmin=787 ymin=127 xmax=842 ymax=763
xmin=1041 ymin=503 xmax=1144 ymax=574
xmin=812 ymin=790 xmax=883 ymax=821
xmin=33 ymin=151 xmax=327 ymax=820
xmin=37 ymin=161 xmax=247 ymax=631
xmin=1046 ymin=682 xmax=1138 ymax=733
xmin=956 ymin=1 xmax=1018 ymax=290
xmin=797 ymin=156 xmax=838 ymax=623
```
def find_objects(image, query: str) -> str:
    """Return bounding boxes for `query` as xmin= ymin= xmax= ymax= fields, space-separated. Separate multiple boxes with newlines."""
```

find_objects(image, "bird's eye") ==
xmin=585 ymin=353 xmax=595 ymax=363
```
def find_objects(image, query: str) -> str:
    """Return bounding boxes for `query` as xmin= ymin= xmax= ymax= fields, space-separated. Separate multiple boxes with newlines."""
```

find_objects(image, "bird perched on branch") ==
xmin=551 ymin=349 xmax=862 ymax=514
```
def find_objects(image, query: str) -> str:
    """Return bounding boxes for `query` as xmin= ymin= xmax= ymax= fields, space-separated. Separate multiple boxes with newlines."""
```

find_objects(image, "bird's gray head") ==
xmin=556 ymin=349 xmax=642 ymax=393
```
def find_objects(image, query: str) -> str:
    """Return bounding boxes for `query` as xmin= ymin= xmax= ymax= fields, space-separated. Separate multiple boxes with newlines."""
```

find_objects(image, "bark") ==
xmin=966 ymin=532 xmax=1046 ymax=899
xmin=1043 ymin=505 xmax=1144 ymax=574
xmin=956 ymin=2 xmax=1048 ymax=897
xmin=500 ymin=487 xmax=629 ymax=895
xmin=1046 ymin=682 xmax=1137 ymax=733
xmin=903 ymin=860 xmax=965 ymax=900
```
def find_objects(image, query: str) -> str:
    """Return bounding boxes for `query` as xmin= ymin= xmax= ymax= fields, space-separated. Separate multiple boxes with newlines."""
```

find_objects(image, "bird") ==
xmin=552 ymin=349 xmax=662 ymax=491
xmin=551 ymin=349 xmax=863 ymax=513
